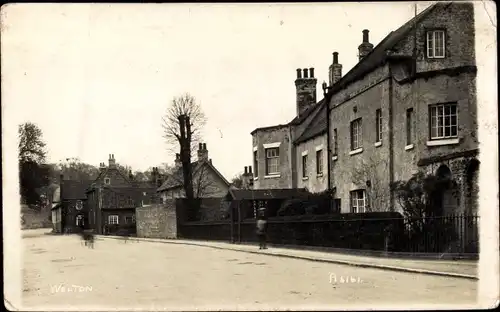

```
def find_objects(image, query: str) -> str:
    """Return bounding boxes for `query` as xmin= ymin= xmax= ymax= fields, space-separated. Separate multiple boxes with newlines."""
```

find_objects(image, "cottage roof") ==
xmin=60 ymin=180 xmax=93 ymax=200
xmin=225 ymin=188 xmax=309 ymax=201
xmin=293 ymin=100 xmax=328 ymax=145
xmin=157 ymin=160 xmax=230 ymax=192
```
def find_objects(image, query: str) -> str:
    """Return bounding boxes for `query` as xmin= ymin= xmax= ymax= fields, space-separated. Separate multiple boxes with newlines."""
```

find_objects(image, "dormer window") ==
xmin=104 ymin=178 xmax=111 ymax=185
xmin=426 ymin=30 xmax=445 ymax=59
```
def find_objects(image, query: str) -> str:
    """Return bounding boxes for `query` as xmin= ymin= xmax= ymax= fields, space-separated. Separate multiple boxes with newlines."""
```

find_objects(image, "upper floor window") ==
xmin=104 ymin=177 xmax=111 ymax=185
xmin=75 ymin=200 xmax=83 ymax=211
xmin=426 ymin=30 xmax=445 ymax=58
xmin=375 ymin=109 xmax=382 ymax=143
xmin=429 ymin=103 xmax=458 ymax=140
xmin=406 ymin=108 xmax=414 ymax=145
xmin=333 ymin=129 xmax=338 ymax=156
xmin=316 ymin=149 xmax=323 ymax=175
xmin=302 ymin=154 xmax=308 ymax=178
xmin=265 ymin=147 xmax=280 ymax=175
xmin=350 ymin=190 xmax=366 ymax=213
xmin=350 ymin=118 xmax=363 ymax=150
xmin=108 ymin=215 xmax=119 ymax=225
xmin=253 ymin=150 xmax=258 ymax=176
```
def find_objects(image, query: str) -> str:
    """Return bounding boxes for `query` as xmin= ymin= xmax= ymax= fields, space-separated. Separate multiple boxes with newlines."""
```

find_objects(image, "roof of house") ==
xmin=293 ymin=100 xmax=328 ymax=145
xmin=329 ymin=3 xmax=443 ymax=94
xmin=157 ymin=160 xmax=230 ymax=192
xmin=251 ymin=3 xmax=445 ymax=144
xmin=225 ymin=188 xmax=310 ymax=201
xmin=61 ymin=180 xmax=93 ymax=200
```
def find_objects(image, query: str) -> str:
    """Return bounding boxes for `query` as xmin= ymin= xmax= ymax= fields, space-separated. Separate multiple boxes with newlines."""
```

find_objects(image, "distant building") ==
xmin=51 ymin=154 xmax=159 ymax=234
xmin=157 ymin=143 xmax=230 ymax=201
xmin=250 ymin=2 xmax=478 ymax=216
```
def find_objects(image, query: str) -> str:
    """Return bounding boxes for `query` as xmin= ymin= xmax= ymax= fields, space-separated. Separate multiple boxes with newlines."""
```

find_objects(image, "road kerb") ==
xmin=97 ymin=235 xmax=478 ymax=281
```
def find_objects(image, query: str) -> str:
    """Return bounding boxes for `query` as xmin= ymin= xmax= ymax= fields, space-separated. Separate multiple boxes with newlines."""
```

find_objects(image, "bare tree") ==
xmin=193 ymin=163 xmax=220 ymax=198
xmin=161 ymin=93 xmax=206 ymax=156
xmin=351 ymin=155 xmax=390 ymax=212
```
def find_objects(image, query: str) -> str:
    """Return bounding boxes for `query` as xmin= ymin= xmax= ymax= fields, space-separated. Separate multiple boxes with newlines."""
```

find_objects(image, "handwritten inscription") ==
xmin=329 ymin=273 xmax=363 ymax=285
xmin=50 ymin=284 xmax=93 ymax=293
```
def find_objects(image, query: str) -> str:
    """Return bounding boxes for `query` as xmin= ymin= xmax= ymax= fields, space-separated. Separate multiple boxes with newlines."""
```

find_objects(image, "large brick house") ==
xmin=85 ymin=154 xmax=159 ymax=234
xmin=251 ymin=2 xmax=478 ymax=216
xmin=52 ymin=154 xmax=160 ymax=234
xmin=157 ymin=143 xmax=230 ymax=201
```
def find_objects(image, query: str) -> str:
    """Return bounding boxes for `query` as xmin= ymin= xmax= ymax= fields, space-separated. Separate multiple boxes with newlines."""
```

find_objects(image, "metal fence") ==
xmin=398 ymin=213 xmax=479 ymax=254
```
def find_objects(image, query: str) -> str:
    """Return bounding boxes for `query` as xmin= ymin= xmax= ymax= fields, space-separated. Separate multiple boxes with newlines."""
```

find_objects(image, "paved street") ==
xmin=22 ymin=231 xmax=478 ymax=310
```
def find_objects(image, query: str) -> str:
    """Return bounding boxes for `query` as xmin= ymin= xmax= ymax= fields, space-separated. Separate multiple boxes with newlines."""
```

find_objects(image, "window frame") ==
xmin=333 ymin=128 xmax=338 ymax=156
xmin=429 ymin=102 xmax=458 ymax=140
xmin=350 ymin=118 xmax=363 ymax=150
xmin=108 ymin=215 xmax=119 ymax=225
xmin=253 ymin=150 xmax=258 ymax=177
xmin=426 ymin=29 xmax=446 ymax=59
xmin=375 ymin=109 xmax=382 ymax=143
xmin=104 ymin=177 xmax=111 ymax=185
xmin=265 ymin=147 xmax=280 ymax=175
xmin=302 ymin=154 xmax=308 ymax=178
xmin=75 ymin=215 xmax=84 ymax=226
xmin=406 ymin=108 xmax=414 ymax=145
xmin=350 ymin=190 xmax=366 ymax=213
xmin=316 ymin=149 xmax=323 ymax=175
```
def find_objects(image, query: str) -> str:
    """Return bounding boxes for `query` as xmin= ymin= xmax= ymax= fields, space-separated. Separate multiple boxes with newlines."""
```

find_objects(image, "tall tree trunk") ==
xmin=179 ymin=115 xmax=194 ymax=200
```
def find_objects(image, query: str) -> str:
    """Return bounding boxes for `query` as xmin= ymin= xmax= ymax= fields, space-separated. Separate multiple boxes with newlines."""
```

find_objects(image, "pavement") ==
xmin=100 ymin=235 xmax=478 ymax=280
xmin=19 ymin=229 xmax=478 ymax=311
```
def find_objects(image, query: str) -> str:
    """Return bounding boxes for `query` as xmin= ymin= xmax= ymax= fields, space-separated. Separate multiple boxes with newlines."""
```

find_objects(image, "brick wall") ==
xmin=136 ymin=201 xmax=177 ymax=239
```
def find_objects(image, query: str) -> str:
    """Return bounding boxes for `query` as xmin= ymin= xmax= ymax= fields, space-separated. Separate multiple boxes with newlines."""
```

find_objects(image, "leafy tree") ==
xmin=19 ymin=122 xmax=46 ymax=163
xmin=18 ymin=122 xmax=50 ymax=207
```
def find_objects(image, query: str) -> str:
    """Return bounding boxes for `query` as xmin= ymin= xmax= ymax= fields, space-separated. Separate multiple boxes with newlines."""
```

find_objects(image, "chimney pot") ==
xmin=363 ymin=29 xmax=369 ymax=43
xmin=296 ymin=68 xmax=302 ymax=79
xmin=303 ymin=68 xmax=309 ymax=78
xmin=199 ymin=143 xmax=202 ymax=150
xmin=333 ymin=52 xmax=339 ymax=64
xmin=244 ymin=166 xmax=248 ymax=174
xmin=203 ymin=143 xmax=207 ymax=150
xmin=309 ymin=67 xmax=315 ymax=78
xmin=249 ymin=166 xmax=252 ymax=174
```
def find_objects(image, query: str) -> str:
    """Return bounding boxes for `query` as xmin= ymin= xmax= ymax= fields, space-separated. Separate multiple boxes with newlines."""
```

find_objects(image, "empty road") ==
xmin=20 ymin=230 xmax=477 ymax=310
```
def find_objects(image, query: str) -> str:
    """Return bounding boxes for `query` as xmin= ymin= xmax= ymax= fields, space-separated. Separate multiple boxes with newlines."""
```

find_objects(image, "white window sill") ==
xmin=253 ymin=177 xmax=259 ymax=181
xmin=426 ymin=138 xmax=460 ymax=146
xmin=405 ymin=144 xmax=414 ymax=151
xmin=317 ymin=173 xmax=324 ymax=178
xmin=332 ymin=155 xmax=338 ymax=161
xmin=374 ymin=141 xmax=382 ymax=147
xmin=264 ymin=174 xmax=281 ymax=179
xmin=302 ymin=177 xmax=309 ymax=181
xmin=349 ymin=148 xmax=363 ymax=156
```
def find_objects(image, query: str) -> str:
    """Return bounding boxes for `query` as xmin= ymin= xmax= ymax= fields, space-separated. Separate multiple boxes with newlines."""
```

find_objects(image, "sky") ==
xmin=0 ymin=1 xmax=489 ymax=181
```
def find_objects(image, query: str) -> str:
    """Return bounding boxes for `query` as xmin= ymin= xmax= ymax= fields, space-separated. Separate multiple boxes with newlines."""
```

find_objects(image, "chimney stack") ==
xmin=358 ymin=29 xmax=374 ymax=61
xmin=244 ymin=166 xmax=248 ymax=174
xmin=329 ymin=52 xmax=343 ymax=86
xmin=295 ymin=66 xmax=317 ymax=116
xmin=248 ymin=166 xmax=252 ymax=174
xmin=108 ymin=154 xmax=116 ymax=168
xmin=197 ymin=143 xmax=208 ymax=162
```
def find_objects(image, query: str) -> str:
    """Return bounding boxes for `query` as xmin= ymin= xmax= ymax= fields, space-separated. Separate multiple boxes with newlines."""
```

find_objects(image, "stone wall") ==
xmin=21 ymin=205 xmax=51 ymax=230
xmin=136 ymin=200 xmax=177 ymax=239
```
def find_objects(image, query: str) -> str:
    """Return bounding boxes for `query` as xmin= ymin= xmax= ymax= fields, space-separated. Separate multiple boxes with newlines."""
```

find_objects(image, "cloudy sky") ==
xmin=1 ymin=2 xmax=494 ymax=181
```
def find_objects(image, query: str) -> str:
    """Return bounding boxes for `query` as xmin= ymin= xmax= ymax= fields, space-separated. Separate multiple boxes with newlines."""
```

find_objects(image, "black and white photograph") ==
xmin=1 ymin=1 xmax=498 ymax=310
